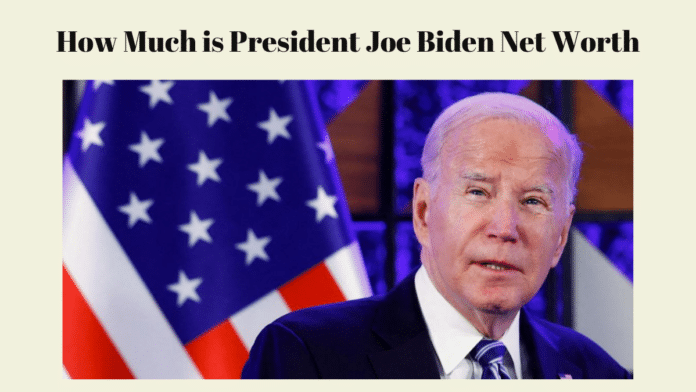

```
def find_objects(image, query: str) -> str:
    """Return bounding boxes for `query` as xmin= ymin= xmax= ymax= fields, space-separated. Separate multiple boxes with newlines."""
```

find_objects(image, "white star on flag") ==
xmin=117 ymin=192 xmax=154 ymax=228
xmin=316 ymin=134 xmax=335 ymax=163
xmin=257 ymin=108 xmax=293 ymax=144
xmin=139 ymin=80 xmax=175 ymax=109
xmin=187 ymin=150 xmax=222 ymax=186
xmin=197 ymin=90 xmax=233 ymax=127
xmin=167 ymin=270 xmax=203 ymax=307
xmin=235 ymin=229 xmax=271 ymax=265
xmin=76 ymin=118 xmax=106 ymax=152
xmin=306 ymin=186 xmax=338 ymax=222
xmin=178 ymin=210 xmax=214 ymax=247
xmin=246 ymin=170 xmax=282 ymax=206
xmin=93 ymin=80 xmax=114 ymax=90
xmin=128 ymin=131 xmax=164 ymax=167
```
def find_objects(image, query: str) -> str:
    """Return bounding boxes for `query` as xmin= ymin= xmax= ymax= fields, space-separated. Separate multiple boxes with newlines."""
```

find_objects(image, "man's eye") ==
xmin=468 ymin=189 xmax=486 ymax=196
xmin=523 ymin=198 xmax=543 ymax=206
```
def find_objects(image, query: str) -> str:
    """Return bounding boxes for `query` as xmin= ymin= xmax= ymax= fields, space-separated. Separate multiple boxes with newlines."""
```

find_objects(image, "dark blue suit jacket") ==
xmin=242 ymin=272 xmax=631 ymax=379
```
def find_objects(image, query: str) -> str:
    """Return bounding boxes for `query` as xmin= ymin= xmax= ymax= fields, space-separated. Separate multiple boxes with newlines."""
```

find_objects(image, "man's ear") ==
xmin=551 ymin=204 xmax=575 ymax=268
xmin=413 ymin=178 xmax=431 ymax=247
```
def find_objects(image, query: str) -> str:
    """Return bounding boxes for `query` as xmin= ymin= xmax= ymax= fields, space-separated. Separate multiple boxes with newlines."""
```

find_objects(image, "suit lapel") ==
xmin=368 ymin=330 xmax=440 ymax=378
xmin=367 ymin=272 xmax=440 ymax=379
xmin=365 ymin=274 xmax=587 ymax=379
xmin=520 ymin=309 xmax=583 ymax=379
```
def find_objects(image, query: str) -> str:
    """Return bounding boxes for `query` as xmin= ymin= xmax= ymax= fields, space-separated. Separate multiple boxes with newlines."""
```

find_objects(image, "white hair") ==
xmin=420 ymin=92 xmax=583 ymax=202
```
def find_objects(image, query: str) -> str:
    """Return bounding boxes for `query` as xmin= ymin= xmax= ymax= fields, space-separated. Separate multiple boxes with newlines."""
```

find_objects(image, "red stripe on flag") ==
xmin=63 ymin=265 xmax=134 ymax=379
xmin=185 ymin=321 xmax=248 ymax=379
xmin=279 ymin=262 xmax=346 ymax=311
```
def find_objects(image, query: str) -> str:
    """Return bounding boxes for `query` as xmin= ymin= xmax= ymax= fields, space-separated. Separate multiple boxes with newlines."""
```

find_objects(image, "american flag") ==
xmin=62 ymin=80 xmax=372 ymax=379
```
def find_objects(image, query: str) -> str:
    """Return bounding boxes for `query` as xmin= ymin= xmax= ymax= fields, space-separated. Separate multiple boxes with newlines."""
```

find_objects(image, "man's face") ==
xmin=413 ymin=118 xmax=574 ymax=318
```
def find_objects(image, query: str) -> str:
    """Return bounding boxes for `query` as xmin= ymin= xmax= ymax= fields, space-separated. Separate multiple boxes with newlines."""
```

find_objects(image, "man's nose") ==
xmin=486 ymin=198 xmax=519 ymax=243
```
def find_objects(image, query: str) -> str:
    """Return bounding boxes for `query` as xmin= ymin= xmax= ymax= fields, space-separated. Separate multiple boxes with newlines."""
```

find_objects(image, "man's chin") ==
xmin=478 ymin=304 xmax=514 ymax=316
xmin=473 ymin=297 xmax=520 ymax=316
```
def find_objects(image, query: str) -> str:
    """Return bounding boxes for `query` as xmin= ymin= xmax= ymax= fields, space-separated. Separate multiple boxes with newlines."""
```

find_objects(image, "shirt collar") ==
xmin=414 ymin=267 xmax=522 ymax=377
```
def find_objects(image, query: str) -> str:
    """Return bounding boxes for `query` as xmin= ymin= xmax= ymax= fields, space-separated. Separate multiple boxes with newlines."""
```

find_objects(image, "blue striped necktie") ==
xmin=470 ymin=339 xmax=512 ymax=379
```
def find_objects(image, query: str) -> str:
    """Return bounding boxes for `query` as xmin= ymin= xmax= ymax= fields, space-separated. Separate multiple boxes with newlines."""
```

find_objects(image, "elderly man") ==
xmin=241 ymin=92 xmax=630 ymax=379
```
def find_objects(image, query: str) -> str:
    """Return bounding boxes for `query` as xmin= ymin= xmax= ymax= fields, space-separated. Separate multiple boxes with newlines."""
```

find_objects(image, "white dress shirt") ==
xmin=414 ymin=267 xmax=522 ymax=379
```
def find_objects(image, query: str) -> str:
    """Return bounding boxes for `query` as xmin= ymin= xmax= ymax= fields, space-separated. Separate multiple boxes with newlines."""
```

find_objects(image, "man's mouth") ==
xmin=476 ymin=261 xmax=520 ymax=272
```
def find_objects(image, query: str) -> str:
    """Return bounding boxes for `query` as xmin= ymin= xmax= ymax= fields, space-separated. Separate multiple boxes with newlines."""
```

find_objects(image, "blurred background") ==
xmin=63 ymin=80 xmax=633 ymax=375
